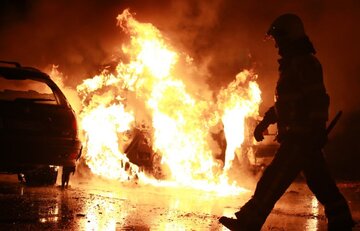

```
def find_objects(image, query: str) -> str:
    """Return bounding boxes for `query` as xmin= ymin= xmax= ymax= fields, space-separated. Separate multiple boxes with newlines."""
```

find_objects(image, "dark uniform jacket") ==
xmin=263 ymin=38 xmax=329 ymax=140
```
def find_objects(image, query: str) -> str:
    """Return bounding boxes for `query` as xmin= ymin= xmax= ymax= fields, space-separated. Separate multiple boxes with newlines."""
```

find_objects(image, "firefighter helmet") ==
xmin=267 ymin=14 xmax=306 ymax=41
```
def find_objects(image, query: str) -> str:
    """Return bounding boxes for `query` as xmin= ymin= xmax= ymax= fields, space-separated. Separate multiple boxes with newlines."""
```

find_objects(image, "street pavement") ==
xmin=0 ymin=173 xmax=359 ymax=230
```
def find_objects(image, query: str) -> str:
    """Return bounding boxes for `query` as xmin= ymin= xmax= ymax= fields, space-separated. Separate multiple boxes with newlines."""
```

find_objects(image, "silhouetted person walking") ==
xmin=219 ymin=13 xmax=354 ymax=231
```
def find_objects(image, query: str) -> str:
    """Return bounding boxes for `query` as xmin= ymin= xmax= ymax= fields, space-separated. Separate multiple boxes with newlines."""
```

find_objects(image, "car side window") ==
xmin=0 ymin=76 xmax=58 ymax=105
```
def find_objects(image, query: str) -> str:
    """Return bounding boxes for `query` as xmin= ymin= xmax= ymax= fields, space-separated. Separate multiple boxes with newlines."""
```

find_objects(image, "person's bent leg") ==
xmin=220 ymin=139 xmax=303 ymax=230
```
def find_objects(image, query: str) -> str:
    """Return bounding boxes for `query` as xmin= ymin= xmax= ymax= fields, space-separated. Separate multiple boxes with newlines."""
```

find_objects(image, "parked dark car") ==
xmin=0 ymin=61 xmax=82 ymax=185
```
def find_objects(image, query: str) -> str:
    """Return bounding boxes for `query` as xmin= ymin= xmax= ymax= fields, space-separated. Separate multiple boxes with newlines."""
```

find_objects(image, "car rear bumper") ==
xmin=0 ymin=134 xmax=82 ymax=171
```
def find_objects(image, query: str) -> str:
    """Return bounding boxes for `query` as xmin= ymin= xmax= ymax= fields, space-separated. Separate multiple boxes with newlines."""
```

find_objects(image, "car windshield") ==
xmin=0 ymin=76 xmax=58 ymax=105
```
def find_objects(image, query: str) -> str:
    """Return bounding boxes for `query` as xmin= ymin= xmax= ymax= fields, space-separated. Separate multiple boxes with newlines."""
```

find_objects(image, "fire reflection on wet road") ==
xmin=0 ymin=174 xmax=359 ymax=230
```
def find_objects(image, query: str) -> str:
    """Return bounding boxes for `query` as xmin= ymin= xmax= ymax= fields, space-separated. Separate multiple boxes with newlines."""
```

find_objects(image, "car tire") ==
xmin=24 ymin=166 xmax=58 ymax=186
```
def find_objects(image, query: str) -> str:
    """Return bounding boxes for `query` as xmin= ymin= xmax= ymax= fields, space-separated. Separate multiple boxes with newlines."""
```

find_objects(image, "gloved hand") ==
xmin=254 ymin=106 xmax=277 ymax=142
xmin=254 ymin=121 xmax=267 ymax=142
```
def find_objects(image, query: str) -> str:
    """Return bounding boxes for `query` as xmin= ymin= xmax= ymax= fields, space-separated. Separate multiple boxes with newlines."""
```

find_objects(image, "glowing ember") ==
xmin=77 ymin=9 xmax=261 ymax=195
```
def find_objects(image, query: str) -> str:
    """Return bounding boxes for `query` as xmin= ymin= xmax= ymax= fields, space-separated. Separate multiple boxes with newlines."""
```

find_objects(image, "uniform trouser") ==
xmin=238 ymin=137 xmax=353 ymax=229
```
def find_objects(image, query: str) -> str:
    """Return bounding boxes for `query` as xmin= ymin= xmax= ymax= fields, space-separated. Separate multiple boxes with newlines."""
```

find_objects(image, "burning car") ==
xmin=75 ymin=10 xmax=275 ymax=194
xmin=122 ymin=118 xmax=277 ymax=179
xmin=0 ymin=61 xmax=82 ymax=185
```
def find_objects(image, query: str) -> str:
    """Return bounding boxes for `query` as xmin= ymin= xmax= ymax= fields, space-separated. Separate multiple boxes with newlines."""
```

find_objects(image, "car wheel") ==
xmin=24 ymin=166 xmax=59 ymax=186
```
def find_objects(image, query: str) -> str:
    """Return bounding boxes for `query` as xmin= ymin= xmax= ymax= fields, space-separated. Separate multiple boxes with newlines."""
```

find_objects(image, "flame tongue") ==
xmin=77 ymin=9 xmax=261 ymax=195
xmin=149 ymin=80 xmax=216 ymax=183
xmin=218 ymin=70 xmax=262 ymax=172
xmin=81 ymin=104 xmax=136 ymax=180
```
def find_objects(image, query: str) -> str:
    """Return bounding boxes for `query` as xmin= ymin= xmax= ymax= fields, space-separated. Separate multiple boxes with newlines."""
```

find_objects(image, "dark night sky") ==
xmin=1 ymin=0 xmax=359 ymax=178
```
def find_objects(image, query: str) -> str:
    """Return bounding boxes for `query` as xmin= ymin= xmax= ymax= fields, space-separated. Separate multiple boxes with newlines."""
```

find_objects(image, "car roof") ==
xmin=0 ymin=61 xmax=50 ymax=80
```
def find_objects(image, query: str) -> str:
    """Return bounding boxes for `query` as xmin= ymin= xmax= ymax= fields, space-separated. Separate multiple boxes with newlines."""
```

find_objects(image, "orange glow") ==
xmin=218 ymin=70 xmax=261 ymax=173
xmin=47 ymin=65 xmax=82 ymax=114
xmin=77 ymin=9 xmax=261 ymax=195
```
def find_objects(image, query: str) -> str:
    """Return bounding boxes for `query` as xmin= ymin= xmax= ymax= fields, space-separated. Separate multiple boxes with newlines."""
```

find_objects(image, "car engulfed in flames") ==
xmin=74 ymin=9 xmax=274 ymax=195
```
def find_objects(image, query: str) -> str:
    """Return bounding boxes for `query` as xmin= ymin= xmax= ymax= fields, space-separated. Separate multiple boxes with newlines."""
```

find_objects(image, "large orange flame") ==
xmin=77 ymin=9 xmax=261 ymax=195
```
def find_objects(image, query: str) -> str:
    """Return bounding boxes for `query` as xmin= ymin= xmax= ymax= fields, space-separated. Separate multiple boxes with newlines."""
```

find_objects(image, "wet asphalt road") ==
xmin=0 ymin=173 xmax=359 ymax=231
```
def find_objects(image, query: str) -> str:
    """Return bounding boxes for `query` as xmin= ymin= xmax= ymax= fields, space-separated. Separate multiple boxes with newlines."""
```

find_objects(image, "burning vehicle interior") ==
xmin=120 ymin=118 xmax=278 ymax=180
xmin=73 ymin=9 xmax=278 ymax=194
xmin=0 ymin=61 xmax=82 ymax=186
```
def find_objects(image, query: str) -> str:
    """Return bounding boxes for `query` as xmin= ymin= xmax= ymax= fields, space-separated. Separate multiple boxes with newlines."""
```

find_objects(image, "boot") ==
xmin=325 ymin=199 xmax=355 ymax=231
xmin=219 ymin=214 xmax=263 ymax=231
xmin=219 ymin=216 xmax=243 ymax=231
xmin=219 ymin=200 xmax=266 ymax=231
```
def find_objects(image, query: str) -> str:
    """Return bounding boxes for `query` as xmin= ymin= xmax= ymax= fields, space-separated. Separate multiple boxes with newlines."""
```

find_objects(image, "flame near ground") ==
xmin=69 ymin=9 xmax=261 ymax=196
